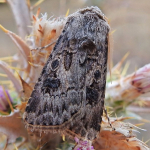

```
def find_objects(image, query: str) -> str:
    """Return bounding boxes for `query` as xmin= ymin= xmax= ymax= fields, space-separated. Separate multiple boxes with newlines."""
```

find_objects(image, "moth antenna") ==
xmin=103 ymin=107 xmax=113 ymax=129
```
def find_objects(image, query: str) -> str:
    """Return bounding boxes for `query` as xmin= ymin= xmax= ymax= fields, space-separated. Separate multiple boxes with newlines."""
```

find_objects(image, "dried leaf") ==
xmin=0 ymin=109 xmax=28 ymax=143
xmin=0 ymin=24 xmax=31 ymax=69
xmin=93 ymin=131 xmax=149 ymax=150
xmin=16 ymin=102 xmax=27 ymax=113
xmin=18 ymin=74 xmax=33 ymax=101
xmin=93 ymin=117 xmax=149 ymax=150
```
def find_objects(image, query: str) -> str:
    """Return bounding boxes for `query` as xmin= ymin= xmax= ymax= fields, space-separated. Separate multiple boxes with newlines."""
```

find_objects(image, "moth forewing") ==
xmin=24 ymin=6 xmax=110 ymax=141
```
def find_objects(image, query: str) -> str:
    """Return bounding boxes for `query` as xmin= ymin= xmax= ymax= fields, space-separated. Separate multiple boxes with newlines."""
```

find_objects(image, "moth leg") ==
xmin=103 ymin=107 xmax=113 ymax=129
xmin=31 ymin=40 xmax=57 ymax=51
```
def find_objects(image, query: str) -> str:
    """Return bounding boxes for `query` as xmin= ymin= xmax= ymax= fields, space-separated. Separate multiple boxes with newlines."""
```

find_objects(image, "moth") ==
xmin=23 ymin=6 xmax=110 ymax=141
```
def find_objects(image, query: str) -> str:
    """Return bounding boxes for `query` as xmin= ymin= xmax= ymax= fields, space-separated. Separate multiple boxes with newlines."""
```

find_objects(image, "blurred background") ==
xmin=0 ymin=0 xmax=150 ymax=147
xmin=1 ymin=0 xmax=150 ymax=72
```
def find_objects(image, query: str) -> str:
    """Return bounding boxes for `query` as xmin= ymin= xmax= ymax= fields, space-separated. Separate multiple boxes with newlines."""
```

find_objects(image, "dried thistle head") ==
xmin=21 ymin=10 xmax=67 ymax=84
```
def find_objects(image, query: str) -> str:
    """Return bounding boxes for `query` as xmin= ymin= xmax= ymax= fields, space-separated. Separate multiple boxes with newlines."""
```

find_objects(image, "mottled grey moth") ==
xmin=23 ymin=6 xmax=110 ymax=141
